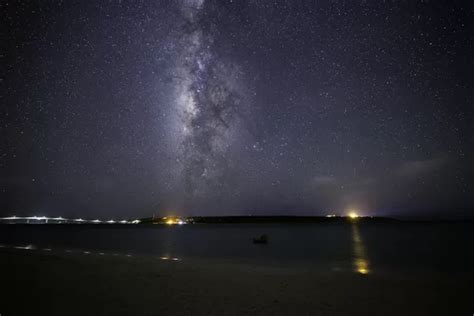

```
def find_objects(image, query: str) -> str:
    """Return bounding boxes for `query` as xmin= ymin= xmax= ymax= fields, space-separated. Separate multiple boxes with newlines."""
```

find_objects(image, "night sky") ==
xmin=2 ymin=0 xmax=473 ymax=219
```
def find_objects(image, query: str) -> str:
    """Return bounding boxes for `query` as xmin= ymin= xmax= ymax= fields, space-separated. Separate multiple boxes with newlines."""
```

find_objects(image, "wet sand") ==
xmin=1 ymin=248 xmax=473 ymax=316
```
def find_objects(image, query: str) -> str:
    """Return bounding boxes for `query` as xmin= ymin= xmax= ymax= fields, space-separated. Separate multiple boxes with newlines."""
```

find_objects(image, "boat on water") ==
xmin=252 ymin=234 xmax=268 ymax=244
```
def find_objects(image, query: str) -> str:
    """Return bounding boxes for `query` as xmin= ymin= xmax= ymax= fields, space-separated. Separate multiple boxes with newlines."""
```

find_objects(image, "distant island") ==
xmin=138 ymin=215 xmax=398 ymax=225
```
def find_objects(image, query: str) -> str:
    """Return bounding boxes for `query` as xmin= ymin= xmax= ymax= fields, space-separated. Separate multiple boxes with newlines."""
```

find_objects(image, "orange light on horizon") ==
xmin=164 ymin=217 xmax=185 ymax=225
xmin=348 ymin=212 xmax=359 ymax=219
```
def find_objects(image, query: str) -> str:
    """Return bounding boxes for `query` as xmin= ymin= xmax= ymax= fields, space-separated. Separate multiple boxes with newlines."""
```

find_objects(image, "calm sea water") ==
xmin=1 ymin=222 xmax=473 ymax=273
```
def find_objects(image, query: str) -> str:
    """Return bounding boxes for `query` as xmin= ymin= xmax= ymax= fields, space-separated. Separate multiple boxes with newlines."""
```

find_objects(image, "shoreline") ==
xmin=1 ymin=248 xmax=473 ymax=315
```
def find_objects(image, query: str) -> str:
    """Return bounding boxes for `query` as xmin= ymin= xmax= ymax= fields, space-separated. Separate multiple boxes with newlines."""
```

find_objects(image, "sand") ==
xmin=1 ymin=248 xmax=473 ymax=316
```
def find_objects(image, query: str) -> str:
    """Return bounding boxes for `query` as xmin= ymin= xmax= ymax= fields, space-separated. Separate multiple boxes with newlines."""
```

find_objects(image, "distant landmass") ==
xmin=138 ymin=215 xmax=398 ymax=224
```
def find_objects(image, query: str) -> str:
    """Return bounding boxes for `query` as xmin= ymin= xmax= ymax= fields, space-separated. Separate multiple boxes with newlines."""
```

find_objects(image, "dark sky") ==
xmin=2 ymin=0 xmax=473 ymax=219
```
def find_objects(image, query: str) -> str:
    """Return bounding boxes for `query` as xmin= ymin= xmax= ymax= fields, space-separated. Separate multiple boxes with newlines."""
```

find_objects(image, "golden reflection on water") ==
xmin=351 ymin=223 xmax=370 ymax=274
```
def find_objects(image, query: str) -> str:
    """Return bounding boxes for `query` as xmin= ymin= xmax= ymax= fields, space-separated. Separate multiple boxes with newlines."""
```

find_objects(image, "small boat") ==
xmin=252 ymin=234 xmax=268 ymax=244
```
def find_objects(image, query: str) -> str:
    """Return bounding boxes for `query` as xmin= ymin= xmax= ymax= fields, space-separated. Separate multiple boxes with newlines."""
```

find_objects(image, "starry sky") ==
xmin=2 ymin=0 xmax=473 ymax=219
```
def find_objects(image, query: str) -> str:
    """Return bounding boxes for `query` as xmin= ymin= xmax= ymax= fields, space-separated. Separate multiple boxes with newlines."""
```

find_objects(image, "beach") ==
xmin=1 ymin=248 xmax=472 ymax=316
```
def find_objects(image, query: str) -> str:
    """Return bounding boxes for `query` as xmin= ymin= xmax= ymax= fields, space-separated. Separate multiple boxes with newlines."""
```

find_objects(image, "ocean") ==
xmin=1 ymin=222 xmax=473 ymax=274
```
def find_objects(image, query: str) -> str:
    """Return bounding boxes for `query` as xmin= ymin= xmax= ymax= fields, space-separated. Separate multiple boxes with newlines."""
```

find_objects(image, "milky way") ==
xmin=171 ymin=0 xmax=247 ymax=202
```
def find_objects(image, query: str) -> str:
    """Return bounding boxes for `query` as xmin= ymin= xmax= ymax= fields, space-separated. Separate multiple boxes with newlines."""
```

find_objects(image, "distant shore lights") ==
xmin=0 ymin=216 xmax=140 ymax=224
xmin=164 ymin=217 xmax=185 ymax=225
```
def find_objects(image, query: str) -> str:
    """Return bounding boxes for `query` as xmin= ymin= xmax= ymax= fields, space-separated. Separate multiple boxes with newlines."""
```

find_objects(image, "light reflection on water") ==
xmin=1 ymin=243 xmax=181 ymax=261
xmin=0 ymin=245 xmax=182 ymax=260
xmin=351 ymin=223 xmax=370 ymax=274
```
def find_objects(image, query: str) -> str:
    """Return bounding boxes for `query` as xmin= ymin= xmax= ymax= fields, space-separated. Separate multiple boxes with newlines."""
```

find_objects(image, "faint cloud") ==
xmin=396 ymin=157 xmax=448 ymax=177
xmin=312 ymin=175 xmax=337 ymax=187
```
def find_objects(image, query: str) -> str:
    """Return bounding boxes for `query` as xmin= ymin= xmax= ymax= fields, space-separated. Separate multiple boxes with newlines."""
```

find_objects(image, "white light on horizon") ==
xmin=14 ymin=245 xmax=35 ymax=250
